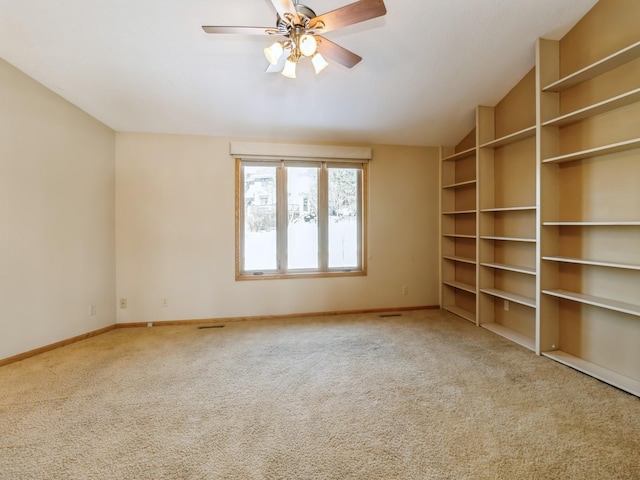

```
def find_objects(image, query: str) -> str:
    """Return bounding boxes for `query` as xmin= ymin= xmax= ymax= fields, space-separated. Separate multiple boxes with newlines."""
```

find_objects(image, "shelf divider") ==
xmin=542 ymin=350 xmax=640 ymax=397
xmin=442 ymin=209 xmax=476 ymax=215
xmin=442 ymin=179 xmax=476 ymax=189
xmin=443 ymin=255 xmax=477 ymax=265
xmin=443 ymin=280 xmax=476 ymax=294
xmin=443 ymin=305 xmax=476 ymax=323
xmin=479 ymin=126 xmax=536 ymax=149
xmin=543 ymin=221 xmax=640 ymax=226
xmin=542 ymin=289 xmax=640 ymax=317
xmin=543 ymin=256 xmax=640 ymax=271
xmin=480 ymin=288 xmax=536 ymax=308
xmin=543 ymin=88 xmax=640 ymax=127
xmin=442 ymin=147 xmax=476 ymax=162
xmin=543 ymin=40 xmax=640 ymax=92
xmin=481 ymin=206 xmax=536 ymax=212
xmin=443 ymin=233 xmax=477 ymax=239
xmin=481 ymin=262 xmax=536 ymax=275
xmin=480 ymin=235 xmax=536 ymax=243
xmin=542 ymin=138 xmax=640 ymax=164
xmin=482 ymin=323 xmax=535 ymax=351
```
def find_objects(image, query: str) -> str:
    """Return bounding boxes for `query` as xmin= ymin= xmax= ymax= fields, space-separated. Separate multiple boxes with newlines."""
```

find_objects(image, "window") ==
xmin=237 ymin=159 xmax=367 ymax=279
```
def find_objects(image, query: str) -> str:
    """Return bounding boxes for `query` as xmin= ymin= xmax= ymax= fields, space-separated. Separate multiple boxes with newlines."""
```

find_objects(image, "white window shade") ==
xmin=230 ymin=142 xmax=372 ymax=162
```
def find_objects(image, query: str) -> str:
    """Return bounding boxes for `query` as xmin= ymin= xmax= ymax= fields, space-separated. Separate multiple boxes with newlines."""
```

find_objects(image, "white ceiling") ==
xmin=0 ymin=0 xmax=598 ymax=146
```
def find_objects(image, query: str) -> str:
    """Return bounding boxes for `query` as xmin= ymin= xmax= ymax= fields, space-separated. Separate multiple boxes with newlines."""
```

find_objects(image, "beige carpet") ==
xmin=0 ymin=309 xmax=638 ymax=479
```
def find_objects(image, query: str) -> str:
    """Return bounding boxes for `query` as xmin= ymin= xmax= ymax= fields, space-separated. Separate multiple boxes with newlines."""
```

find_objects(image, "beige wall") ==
xmin=0 ymin=59 xmax=116 ymax=359
xmin=115 ymin=133 xmax=440 ymax=322
xmin=0 ymin=58 xmax=440 ymax=359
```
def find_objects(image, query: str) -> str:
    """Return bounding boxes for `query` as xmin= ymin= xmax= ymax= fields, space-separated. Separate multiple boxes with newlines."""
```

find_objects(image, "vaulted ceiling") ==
xmin=0 ymin=0 xmax=598 ymax=146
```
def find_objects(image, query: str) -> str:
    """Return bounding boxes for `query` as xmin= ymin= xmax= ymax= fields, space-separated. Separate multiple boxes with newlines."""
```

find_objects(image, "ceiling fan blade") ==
xmin=202 ymin=26 xmax=275 ymax=35
xmin=269 ymin=0 xmax=300 ymax=24
xmin=309 ymin=0 xmax=386 ymax=34
xmin=316 ymin=36 xmax=362 ymax=68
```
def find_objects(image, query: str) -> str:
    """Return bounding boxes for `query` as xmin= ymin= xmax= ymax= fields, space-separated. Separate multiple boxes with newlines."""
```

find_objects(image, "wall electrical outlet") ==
xmin=402 ymin=286 xmax=409 ymax=296
xmin=90 ymin=304 xmax=97 ymax=316
xmin=162 ymin=298 xmax=169 ymax=307
xmin=120 ymin=298 xmax=127 ymax=309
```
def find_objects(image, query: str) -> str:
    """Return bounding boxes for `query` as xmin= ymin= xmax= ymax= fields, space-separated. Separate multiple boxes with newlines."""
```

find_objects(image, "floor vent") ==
xmin=198 ymin=325 xmax=225 ymax=329
xmin=379 ymin=314 xmax=402 ymax=318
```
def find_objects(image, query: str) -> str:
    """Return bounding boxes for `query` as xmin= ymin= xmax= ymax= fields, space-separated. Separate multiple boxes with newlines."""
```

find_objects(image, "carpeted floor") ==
xmin=0 ymin=309 xmax=638 ymax=479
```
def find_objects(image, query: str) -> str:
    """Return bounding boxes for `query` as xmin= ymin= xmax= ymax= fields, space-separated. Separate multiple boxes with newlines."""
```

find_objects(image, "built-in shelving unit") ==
xmin=474 ymin=70 xmax=539 ymax=351
xmin=536 ymin=1 xmax=640 ymax=396
xmin=440 ymin=129 xmax=478 ymax=325
xmin=439 ymin=0 xmax=640 ymax=396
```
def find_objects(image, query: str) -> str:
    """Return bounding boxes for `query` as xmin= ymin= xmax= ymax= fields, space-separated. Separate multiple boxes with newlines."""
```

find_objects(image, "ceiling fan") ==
xmin=202 ymin=0 xmax=387 ymax=78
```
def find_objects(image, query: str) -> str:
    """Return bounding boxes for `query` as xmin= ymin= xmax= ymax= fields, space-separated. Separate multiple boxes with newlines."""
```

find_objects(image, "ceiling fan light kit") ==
xmin=202 ymin=0 xmax=387 ymax=79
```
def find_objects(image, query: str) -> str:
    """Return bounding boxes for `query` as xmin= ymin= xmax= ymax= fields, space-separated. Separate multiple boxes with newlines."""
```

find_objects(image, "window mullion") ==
xmin=318 ymin=163 xmax=329 ymax=271
xmin=276 ymin=162 xmax=288 ymax=273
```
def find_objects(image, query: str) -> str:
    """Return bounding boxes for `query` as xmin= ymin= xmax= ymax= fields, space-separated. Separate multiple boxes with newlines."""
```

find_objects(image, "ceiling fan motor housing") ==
xmin=277 ymin=4 xmax=317 ymax=30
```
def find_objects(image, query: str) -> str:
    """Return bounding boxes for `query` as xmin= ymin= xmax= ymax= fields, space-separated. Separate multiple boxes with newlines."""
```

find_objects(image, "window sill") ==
xmin=236 ymin=270 xmax=367 ymax=281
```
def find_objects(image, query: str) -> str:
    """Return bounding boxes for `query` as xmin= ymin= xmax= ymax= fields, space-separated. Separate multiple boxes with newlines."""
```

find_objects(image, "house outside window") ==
xmin=236 ymin=158 xmax=367 ymax=279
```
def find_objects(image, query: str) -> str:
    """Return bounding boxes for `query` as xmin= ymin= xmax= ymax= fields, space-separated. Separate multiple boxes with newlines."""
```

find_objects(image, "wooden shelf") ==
xmin=443 ymin=305 xmax=476 ymax=323
xmin=542 ymin=350 xmax=640 ymax=397
xmin=443 ymin=233 xmax=476 ymax=239
xmin=481 ymin=262 xmax=536 ymax=275
xmin=442 ymin=179 xmax=476 ymax=189
xmin=543 ymin=88 xmax=640 ymax=127
xmin=543 ymin=221 xmax=640 ymax=226
xmin=480 ymin=288 xmax=536 ymax=308
xmin=482 ymin=322 xmax=535 ymax=351
xmin=442 ymin=209 xmax=476 ymax=215
xmin=442 ymin=147 xmax=476 ymax=162
xmin=542 ymin=138 xmax=640 ymax=164
xmin=479 ymin=126 xmax=536 ymax=149
xmin=543 ymin=256 xmax=640 ymax=271
xmin=481 ymin=206 xmax=536 ymax=213
xmin=443 ymin=255 xmax=477 ymax=265
xmin=443 ymin=280 xmax=476 ymax=294
xmin=481 ymin=236 xmax=536 ymax=243
xmin=543 ymin=40 xmax=640 ymax=92
xmin=543 ymin=289 xmax=640 ymax=317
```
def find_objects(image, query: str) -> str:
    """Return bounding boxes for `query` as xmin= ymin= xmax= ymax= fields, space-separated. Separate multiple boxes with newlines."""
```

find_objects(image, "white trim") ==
xmin=230 ymin=142 xmax=372 ymax=162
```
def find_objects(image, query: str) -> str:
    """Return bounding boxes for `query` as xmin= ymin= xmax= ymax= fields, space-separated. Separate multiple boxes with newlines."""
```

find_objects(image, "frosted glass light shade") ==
xmin=282 ymin=59 xmax=297 ymax=78
xmin=312 ymin=53 xmax=329 ymax=74
xmin=299 ymin=34 xmax=317 ymax=57
xmin=264 ymin=42 xmax=284 ymax=65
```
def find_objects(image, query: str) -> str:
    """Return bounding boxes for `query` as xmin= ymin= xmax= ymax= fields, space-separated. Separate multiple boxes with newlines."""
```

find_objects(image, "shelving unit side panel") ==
xmin=536 ymin=38 xmax=561 ymax=353
xmin=557 ymin=150 xmax=640 ymax=222
xmin=494 ymin=68 xmax=536 ymax=138
xmin=559 ymin=0 xmax=640 ymax=79
xmin=493 ymin=139 xmax=537 ymax=208
xmin=557 ymin=302 xmax=640 ymax=383
xmin=558 ymin=102 xmax=640 ymax=155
